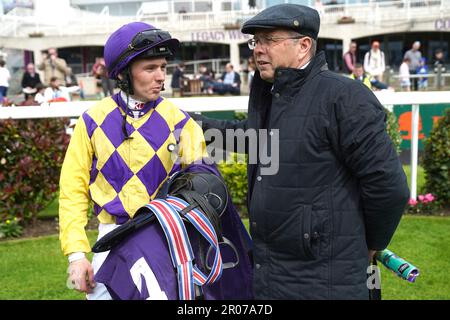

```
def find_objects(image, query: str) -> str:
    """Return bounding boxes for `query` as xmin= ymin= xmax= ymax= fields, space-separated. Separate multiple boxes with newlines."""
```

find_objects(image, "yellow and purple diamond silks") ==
xmin=59 ymin=96 xmax=207 ymax=255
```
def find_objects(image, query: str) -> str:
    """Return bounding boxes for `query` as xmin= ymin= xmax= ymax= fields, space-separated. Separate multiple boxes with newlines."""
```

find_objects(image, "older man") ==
xmin=404 ymin=41 xmax=422 ymax=91
xmin=38 ymin=48 xmax=70 ymax=85
xmin=191 ymin=4 xmax=409 ymax=299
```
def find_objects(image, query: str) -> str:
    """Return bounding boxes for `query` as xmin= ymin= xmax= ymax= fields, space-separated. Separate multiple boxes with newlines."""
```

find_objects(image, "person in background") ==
xmin=170 ymin=62 xmax=187 ymax=97
xmin=0 ymin=60 xmax=11 ymax=105
xmin=19 ymin=88 xmax=40 ymax=106
xmin=21 ymin=63 xmax=42 ymax=99
xmin=399 ymin=57 xmax=411 ymax=92
xmin=213 ymin=62 xmax=241 ymax=95
xmin=433 ymin=49 xmax=446 ymax=89
xmin=416 ymin=57 xmax=428 ymax=91
xmin=403 ymin=41 xmax=422 ymax=91
xmin=433 ymin=49 xmax=445 ymax=68
xmin=38 ymin=48 xmax=70 ymax=86
xmin=99 ymin=64 xmax=115 ymax=97
xmin=343 ymin=41 xmax=358 ymax=74
xmin=350 ymin=63 xmax=372 ymax=88
xmin=364 ymin=40 xmax=385 ymax=82
xmin=197 ymin=64 xmax=215 ymax=94
xmin=43 ymin=77 xmax=74 ymax=102
xmin=65 ymin=67 xmax=78 ymax=87
xmin=34 ymin=83 xmax=46 ymax=104
xmin=91 ymin=57 xmax=105 ymax=77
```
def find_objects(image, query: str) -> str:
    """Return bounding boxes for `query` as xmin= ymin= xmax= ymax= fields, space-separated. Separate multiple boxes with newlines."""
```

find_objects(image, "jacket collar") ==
xmin=251 ymin=51 xmax=328 ymax=101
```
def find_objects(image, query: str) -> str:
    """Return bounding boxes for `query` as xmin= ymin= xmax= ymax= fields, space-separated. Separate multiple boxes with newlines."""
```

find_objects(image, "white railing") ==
xmin=1 ymin=91 xmax=449 ymax=201
xmin=320 ymin=0 xmax=448 ymax=25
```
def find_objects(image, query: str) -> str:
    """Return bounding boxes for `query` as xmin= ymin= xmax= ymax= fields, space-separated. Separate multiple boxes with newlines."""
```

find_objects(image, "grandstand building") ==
xmin=0 ymin=0 xmax=449 ymax=92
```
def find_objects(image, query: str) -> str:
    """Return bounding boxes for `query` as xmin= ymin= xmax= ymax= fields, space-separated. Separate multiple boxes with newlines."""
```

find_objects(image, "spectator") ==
xmin=0 ymin=60 xmax=11 ymax=105
xmin=246 ymin=56 xmax=256 ymax=88
xmin=197 ymin=64 xmax=215 ymax=94
xmin=248 ymin=62 xmax=256 ymax=89
xmin=91 ymin=57 xmax=105 ymax=77
xmin=21 ymin=63 xmax=42 ymax=99
xmin=433 ymin=49 xmax=445 ymax=68
xmin=99 ymin=64 xmax=115 ymax=97
xmin=34 ymin=83 xmax=46 ymax=104
xmin=364 ymin=40 xmax=386 ymax=82
xmin=403 ymin=41 xmax=422 ymax=91
xmin=91 ymin=59 xmax=114 ymax=98
xmin=213 ymin=63 xmax=241 ymax=95
xmin=343 ymin=41 xmax=358 ymax=74
xmin=416 ymin=57 xmax=429 ymax=91
xmin=399 ymin=57 xmax=411 ymax=92
xmin=170 ymin=62 xmax=187 ymax=97
xmin=65 ymin=67 xmax=78 ymax=87
xmin=350 ymin=63 xmax=371 ymax=89
xmin=43 ymin=76 xmax=76 ymax=102
xmin=19 ymin=89 xmax=40 ymax=106
xmin=38 ymin=48 xmax=70 ymax=86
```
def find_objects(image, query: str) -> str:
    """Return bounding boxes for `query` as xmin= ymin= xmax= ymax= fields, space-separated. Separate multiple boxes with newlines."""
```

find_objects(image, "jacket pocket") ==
xmin=302 ymin=205 xmax=317 ymax=260
xmin=302 ymin=206 xmax=330 ymax=260
xmin=265 ymin=206 xmax=313 ymax=260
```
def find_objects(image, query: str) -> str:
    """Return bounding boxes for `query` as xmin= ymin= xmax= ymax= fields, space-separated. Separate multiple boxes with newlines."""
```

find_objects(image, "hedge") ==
xmin=0 ymin=118 xmax=71 ymax=225
xmin=422 ymin=108 xmax=450 ymax=208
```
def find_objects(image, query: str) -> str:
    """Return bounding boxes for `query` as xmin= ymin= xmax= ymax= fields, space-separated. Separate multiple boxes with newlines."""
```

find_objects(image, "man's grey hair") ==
xmin=288 ymin=31 xmax=317 ymax=58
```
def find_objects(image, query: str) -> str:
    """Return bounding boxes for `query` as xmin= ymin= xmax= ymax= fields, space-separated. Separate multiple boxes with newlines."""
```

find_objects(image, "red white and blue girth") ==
xmin=145 ymin=196 xmax=223 ymax=300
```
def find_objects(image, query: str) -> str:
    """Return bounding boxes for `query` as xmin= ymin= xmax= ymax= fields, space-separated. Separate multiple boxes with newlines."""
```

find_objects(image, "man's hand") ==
xmin=368 ymin=250 xmax=377 ymax=263
xmin=68 ymin=258 xmax=96 ymax=293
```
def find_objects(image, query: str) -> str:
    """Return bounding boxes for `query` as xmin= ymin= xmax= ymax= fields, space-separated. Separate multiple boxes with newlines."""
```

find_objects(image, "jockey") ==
xmin=58 ymin=21 xmax=252 ymax=300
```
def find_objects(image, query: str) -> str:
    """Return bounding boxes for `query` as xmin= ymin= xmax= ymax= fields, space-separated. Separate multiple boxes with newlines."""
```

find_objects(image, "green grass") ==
xmin=380 ymin=215 xmax=450 ymax=299
xmin=403 ymin=165 xmax=426 ymax=194
xmin=37 ymin=196 xmax=59 ymax=219
xmin=0 ymin=232 xmax=98 ymax=300
xmin=0 ymin=216 xmax=449 ymax=300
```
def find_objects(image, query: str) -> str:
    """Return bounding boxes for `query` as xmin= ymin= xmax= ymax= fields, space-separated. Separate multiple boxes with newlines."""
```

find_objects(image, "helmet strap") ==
xmin=120 ymin=67 xmax=134 ymax=141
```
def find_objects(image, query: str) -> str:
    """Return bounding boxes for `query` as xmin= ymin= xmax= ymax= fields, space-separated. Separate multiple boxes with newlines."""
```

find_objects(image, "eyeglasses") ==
xmin=247 ymin=35 xmax=306 ymax=50
xmin=110 ymin=29 xmax=172 ymax=71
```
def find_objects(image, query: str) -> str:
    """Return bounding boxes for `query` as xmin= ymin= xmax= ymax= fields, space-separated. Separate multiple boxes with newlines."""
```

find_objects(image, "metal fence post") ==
xmin=410 ymin=104 xmax=420 ymax=200
xmin=435 ymin=64 xmax=443 ymax=90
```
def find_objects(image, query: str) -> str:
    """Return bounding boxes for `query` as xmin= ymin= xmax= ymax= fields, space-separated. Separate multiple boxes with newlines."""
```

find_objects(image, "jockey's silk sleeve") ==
xmin=179 ymin=117 xmax=208 ymax=166
xmin=59 ymin=116 xmax=94 ymax=255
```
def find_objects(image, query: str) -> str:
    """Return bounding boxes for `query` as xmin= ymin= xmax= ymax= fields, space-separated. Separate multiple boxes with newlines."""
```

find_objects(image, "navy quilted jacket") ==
xmin=194 ymin=51 xmax=409 ymax=299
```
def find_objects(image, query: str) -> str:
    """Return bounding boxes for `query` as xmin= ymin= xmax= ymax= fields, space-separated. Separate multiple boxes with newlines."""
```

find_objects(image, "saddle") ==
xmin=92 ymin=171 xmax=228 ymax=253
xmin=92 ymin=170 xmax=239 ymax=300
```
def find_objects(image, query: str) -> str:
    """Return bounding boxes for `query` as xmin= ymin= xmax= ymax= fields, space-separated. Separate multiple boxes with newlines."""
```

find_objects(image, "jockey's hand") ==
xmin=68 ymin=258 xmax=96 ymax=293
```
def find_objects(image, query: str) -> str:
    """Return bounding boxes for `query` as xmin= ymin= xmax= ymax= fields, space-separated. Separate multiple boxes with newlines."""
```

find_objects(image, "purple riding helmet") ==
xmin=104 ymin=22 xmax=180 ymax=80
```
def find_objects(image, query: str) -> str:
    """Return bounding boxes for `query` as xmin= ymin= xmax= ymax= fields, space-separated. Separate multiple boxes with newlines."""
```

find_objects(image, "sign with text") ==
xmin=393 ymin=104 xmax=449 ymax=150
xmin=191 ymin=30 xmax=251 ymax=42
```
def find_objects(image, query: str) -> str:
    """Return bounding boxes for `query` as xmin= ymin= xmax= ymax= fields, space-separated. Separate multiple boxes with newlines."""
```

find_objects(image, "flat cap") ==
xmin=241 ymin=4 xmax=320 ymax=40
